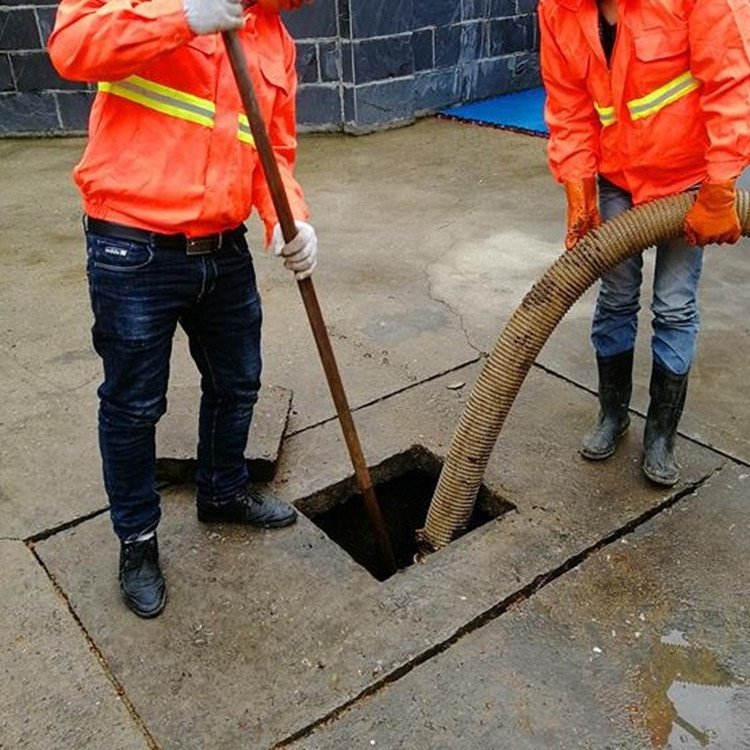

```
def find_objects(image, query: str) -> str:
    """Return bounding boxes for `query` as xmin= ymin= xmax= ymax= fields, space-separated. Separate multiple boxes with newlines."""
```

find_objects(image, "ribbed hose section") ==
xmin=417 ymin=190 xmax=750 ymax=555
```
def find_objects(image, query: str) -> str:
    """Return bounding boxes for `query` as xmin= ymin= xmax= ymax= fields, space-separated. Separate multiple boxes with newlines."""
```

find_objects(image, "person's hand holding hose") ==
xmin=684 ymin=179 xmax=742 ymax=247
xmin=563 ymin=177 xmax=601 ymax=251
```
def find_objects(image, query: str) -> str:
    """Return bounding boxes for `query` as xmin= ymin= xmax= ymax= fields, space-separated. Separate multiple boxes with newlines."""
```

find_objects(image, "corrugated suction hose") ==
xmin=417 ymin=190 xmax=750 ymax=555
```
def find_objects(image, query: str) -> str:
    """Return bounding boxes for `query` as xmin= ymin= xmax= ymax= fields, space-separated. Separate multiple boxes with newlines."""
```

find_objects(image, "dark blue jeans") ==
xmin=591 ymin=178 xmax=704 ymax=375
xmin=86 ymin=228 xmax=262 ymax=542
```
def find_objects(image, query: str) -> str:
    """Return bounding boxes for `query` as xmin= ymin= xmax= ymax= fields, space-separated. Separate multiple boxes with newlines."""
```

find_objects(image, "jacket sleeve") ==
xmin=689 ymin=0 xmax=750 ymax=182
xmin=48 ymin=0 xmax=193 ymax=83
xmin=253 ymin=26 xmax=310 ymax=244
xmin=539 ymin=5 xmax=600 ymax=183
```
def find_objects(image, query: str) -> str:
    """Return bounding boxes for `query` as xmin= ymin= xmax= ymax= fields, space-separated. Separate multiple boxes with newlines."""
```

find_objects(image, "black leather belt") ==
xmin=85 ymin=217 xmax=245 ymax=256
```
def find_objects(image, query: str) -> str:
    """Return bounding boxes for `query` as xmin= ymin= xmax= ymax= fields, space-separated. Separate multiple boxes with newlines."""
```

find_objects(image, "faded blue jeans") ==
xmin=591 ymin=177 xmax=704 ymax=375
xmin=86 ymin=228 xmax=262 ymax=542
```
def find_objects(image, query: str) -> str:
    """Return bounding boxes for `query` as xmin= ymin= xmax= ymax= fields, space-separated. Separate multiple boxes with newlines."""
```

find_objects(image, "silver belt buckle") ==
xmin=186 ymin=234 xmax=222 ymax=256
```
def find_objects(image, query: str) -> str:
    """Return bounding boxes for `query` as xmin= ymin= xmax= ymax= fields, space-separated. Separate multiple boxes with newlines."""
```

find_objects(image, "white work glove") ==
xmin=183 ymin=0 xmax=243 ymax=35
xmin=270 ymin=221 xmax=318 ymax=281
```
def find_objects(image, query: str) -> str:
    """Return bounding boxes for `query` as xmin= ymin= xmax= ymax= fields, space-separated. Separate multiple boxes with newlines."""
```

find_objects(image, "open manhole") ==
xmin=297 ymin=446 xmax=514 ymax=581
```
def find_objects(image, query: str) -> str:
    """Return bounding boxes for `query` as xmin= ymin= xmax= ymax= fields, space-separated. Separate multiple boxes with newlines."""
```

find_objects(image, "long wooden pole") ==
xmin=222 ymin=31 xmax=397 ymax=576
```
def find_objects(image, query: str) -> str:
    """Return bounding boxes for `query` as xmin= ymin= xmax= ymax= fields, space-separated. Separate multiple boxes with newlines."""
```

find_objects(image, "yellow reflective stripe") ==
xmin=98 ymin=76 xmax=215 ymax=129
xmin=594 ymin=102 xmax=616 ymax=127
xmin=237 ymin=114 xmax=256 ymax=147
xmin=627 ymin=71 xmax=700 ymax=121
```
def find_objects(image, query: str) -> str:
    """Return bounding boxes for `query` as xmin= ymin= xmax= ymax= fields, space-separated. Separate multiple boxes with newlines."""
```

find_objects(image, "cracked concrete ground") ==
xmin=1 ymin=119 xmax=749 ymax=749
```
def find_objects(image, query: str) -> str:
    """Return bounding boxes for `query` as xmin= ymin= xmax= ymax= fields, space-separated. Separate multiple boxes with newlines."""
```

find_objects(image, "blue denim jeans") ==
xmin=86 ymin=228 xmax=262 ymax=542
xmin=591 ymin=178 xmax=704 ymax=375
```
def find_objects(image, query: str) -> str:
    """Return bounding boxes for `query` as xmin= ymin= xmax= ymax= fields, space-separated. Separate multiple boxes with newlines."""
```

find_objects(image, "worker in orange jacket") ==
xmin=49 ymin=0 xmax=315 ymax=618
xmin=539 ymin=0 xmax=749 ymax=486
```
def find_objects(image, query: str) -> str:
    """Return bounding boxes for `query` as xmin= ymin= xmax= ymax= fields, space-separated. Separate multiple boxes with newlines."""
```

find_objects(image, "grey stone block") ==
xmin=0 ymin=53 xmax=12 ymax=92
xmin=341 ymin=41 xmax=353 ymax=83
xmin=319 ymin=40 xmax=339 ymax=82
xmin=435 ymin=24 xmax=461 ymax=69
xmin=0 ymin=91 xmax=59 ymax=133
xmin=414 ymin=68 xmax=461 ymax=113
xmin=348 ymin=77 xmax=415 ymax=131
xmin=297 ymin=83 xmax=341 ymax=127
xmin=11 ymin=50 xmax=83 ymax=91
xmin=489 ymin=0 xmax=516 ymax=14
xmin=460 ymin=20 xmax=483 ymax=63
xmin=156 ymin=385 xmax=293 ymax=485
xmin=354 ymin=34 xmax=413 ymax=84
xmin=513 ymin=50 xmax=541 ymax=89
xmin=338 ymin=0 xmax=351 ymax=39
xmin=414 ymin=0 xmax=461 ymax=29
xmin=488 ymin=15 xmax=533 ymax=56
xmin=296 ymin=41 xmax=319 ymax=84
xmin=0 ymin=8 xmax=41 ymax=51
xmin=412 ymin=28 xmax=434 ymax=72
xmin=461 ymin=54 xmax=514 ymax=100
xmin=56 ymin=90 xmax=93 ymax=130
xmin=35 ymin=6 xmax=57 ymax=47
xmin=342 ymin=83 xmax=356 ymax=124
xmin=283 ymin=0 xmax=337 ymax=39
xmin=352 ymin=0 xmax=414 ymax=39
xmin=462 ymin=0 xmax=490 ymax=20
xmin=517 ymin=0 xmax=538 ymax=12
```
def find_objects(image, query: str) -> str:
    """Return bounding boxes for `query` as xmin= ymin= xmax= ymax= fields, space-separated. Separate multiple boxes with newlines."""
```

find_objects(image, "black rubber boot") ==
xmin=197 ymin=485 xmax=298 ymax=528
xmin=119 ymin=534 xmax=166 ymax=619
xmin=642 ymin=363 xmax=689 ymax=487
xmin=580 ymin=349 xmax=634 ymax=460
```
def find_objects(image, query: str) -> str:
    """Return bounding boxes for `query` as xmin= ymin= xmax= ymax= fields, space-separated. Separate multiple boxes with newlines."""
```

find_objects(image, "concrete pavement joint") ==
xmin=285 ymin=355 xmax=484 ymax=439
xmin=532 ymin=360 xmax=750 ymax=467
xmin=26 ymin=542 xmax=162 ymax=750
xmin=271 ymin=466 xmax=723 ymax=749
xmin=24 ymin=506 xmax=110 ymax=544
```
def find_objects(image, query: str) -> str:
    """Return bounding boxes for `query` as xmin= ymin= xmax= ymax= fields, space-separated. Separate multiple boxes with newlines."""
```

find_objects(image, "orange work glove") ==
xmin=564 ymin=177 xmax=601 ymax=251
xmin=684 ymin=180 xmax=742 ymax=247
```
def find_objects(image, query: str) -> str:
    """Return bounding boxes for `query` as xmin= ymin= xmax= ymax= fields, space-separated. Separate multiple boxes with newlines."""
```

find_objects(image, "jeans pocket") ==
xmin=87 ymin=234 xmax=154 ymax=272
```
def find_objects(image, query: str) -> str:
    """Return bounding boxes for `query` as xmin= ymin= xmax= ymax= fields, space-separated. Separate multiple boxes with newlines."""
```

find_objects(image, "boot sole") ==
xmin=196 ymin=510 xmax=298 ymax=529
xmin=642 ymin=464 xmax=679 ymax=487
xmin=121 ymin=586 xmax=167 ymax=619
xmin=579 ymin=422 xmax=630 ymax=461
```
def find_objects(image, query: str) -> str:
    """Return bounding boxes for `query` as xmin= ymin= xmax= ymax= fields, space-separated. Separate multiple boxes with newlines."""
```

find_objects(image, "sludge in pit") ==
xmin=296 ymin=446 xmax=513 ymax=581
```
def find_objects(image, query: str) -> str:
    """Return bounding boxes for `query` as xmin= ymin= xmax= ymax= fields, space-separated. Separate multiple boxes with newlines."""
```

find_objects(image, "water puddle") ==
xmin=636 ymin=630 xmax=746 ymax=748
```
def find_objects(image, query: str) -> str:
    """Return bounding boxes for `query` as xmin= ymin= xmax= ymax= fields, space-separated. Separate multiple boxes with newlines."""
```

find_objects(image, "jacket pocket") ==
xmin=258 ymin=54 xmax=289 ymax=97
xmin=633 ymin=27 xmax=689 ymax=62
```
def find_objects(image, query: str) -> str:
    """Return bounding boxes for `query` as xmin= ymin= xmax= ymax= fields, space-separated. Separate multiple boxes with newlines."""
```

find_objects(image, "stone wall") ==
xmin=340 ymin=0 xmax=540 ymax=132
xmin=0 ymin=0 xmax=92 ymax=134
xmin=0 ymin=0 xmax=539 ymax=135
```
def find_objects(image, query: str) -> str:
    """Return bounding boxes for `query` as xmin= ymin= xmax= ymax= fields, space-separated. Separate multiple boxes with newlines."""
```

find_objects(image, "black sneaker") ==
xmin=197 ymin=485 xmax=297 ymax=528
xmin=119 ymin=534 xmax=167 ymax=619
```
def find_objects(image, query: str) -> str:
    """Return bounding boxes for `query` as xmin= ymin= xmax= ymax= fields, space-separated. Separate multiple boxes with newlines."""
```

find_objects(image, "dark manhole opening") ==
xmin=297 ymin=446 xmax=514 ymax=582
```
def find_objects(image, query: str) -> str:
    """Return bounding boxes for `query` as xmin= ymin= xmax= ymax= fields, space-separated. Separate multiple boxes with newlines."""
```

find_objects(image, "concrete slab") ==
xmin=0 ymin=540 xmax=149 ymax=750
xmin=35 ymin=362 xmax=726 ymax=749
xmin=156 ymin=384 xmax=293 ymax=484
xmin=287 ymin=464 xmax=750 ymax=750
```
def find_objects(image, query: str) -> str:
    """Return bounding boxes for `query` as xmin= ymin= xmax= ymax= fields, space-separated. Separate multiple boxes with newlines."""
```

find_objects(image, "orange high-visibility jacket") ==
xmin=48 ymin=0 xmax=308 ymax=239
xmin=539 ymin=0 xmax=750 ymax=204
